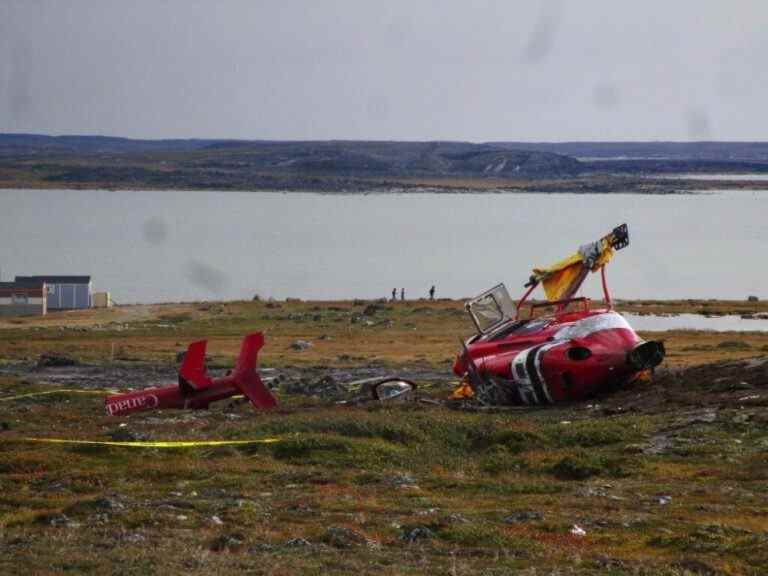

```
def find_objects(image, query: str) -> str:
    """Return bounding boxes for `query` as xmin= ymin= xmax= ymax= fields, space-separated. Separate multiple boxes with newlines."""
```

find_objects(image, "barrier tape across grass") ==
xmin=2 ymin=389 xmax=280 ymax=448
xmin=17 ymin=437 xmax=282 ymax=448
xmin=0 ymin=389 xmax=114 ymax=402
xmin=0 ymin=389 xmax=246 ymax=402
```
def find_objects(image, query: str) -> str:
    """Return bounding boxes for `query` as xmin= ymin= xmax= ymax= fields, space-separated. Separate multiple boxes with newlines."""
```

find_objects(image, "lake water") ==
xmin=624 ymin=313 xmax=768 ymax=332
xmin=656 ymin=173 xmax=768 ymax=181
xmin=1 ymin=189 xmax=766 ymax=304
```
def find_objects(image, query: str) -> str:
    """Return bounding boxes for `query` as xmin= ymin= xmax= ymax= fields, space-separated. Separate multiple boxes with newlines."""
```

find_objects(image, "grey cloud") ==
xmin=523 ymin=0 xmax=563 ymax=63
xmin=686 ymin=108 xmax=712 ymax=140
xmin=592 ymin=83 xmax=619 ymax=110
xmin=184 ymin=261 xmax=229 ymax=295
xmin=142 ymin=217 xmax=168 ymax=244
xmin=1 ymin=1 xmax=767 ymax=141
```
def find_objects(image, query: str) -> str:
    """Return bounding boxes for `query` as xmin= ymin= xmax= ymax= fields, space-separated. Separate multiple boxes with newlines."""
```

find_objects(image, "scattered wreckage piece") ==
xmin=370 ymin=378 xmax=417 ymax=402
xmin=453 ymin=224 xmax=665 ymax=406
xmin=105 ymin=333 xmax=277 ymax=416
xmin=105 ymin=333 xmax=420 ymax=416
xmin=314 ymin=377 xmax=419 ymax=405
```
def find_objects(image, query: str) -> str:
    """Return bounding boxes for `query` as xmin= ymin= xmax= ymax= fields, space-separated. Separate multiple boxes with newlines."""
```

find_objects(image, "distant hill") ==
xmin=492 ymin=141 xmax=768 ymax=162
xmin=0 ymin=133 xmax=220 ymax=155
xmin=0 ymin=135 xmax=583 ymax=178
xmin=191 ymin=140 xmax=583 ymax=178
xmin=3 ymin=134 xmax=768 ymax=192
xmin=5 ymin=134 xmax=768 ymax=163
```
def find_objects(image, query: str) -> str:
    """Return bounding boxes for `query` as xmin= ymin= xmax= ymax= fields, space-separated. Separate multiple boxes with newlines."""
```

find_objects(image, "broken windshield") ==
xmin=466 ymin=283 xmax=516 ymax=334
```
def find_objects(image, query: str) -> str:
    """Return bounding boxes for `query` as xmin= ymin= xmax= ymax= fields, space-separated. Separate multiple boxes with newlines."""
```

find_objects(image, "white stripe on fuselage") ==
xmin=553 ymin=311 xmax=633 ymax=340
xmin=510 ymin=346 xmax=538 ymax=405
xmin=533 ymin=342 xmax=562 ymax=403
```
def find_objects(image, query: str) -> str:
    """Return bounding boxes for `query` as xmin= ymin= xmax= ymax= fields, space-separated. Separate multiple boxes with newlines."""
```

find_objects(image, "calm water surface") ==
xmin=657 ymin=173 xmax=768 ymax=181
xmin=1 ymin=189 xmax=766 ymax=303
xmin=624 ymin=313 xmax=768 ymax=332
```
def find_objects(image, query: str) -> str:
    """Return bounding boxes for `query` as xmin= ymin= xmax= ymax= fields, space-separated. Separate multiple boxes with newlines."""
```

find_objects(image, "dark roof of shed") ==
xmin=14 ymin=275 xmax=91 ymax=285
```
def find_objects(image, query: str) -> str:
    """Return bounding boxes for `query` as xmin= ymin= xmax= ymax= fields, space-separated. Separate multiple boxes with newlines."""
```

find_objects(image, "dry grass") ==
xmin=1 ymin=298 xmax=767 ymax=369
xmin=2 ymin=380 xmax=767 ymax=574
xmin=1 ymin=299 xmax=768 ymax=574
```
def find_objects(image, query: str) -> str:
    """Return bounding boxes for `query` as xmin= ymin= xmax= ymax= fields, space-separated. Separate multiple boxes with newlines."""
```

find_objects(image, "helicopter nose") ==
xmin=627 ymin=341 xmax=665 ymax=371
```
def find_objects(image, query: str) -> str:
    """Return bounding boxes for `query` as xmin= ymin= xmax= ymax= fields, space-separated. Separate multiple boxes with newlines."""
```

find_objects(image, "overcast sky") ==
xmin=1 ymin=0 xmax=767 ymax=141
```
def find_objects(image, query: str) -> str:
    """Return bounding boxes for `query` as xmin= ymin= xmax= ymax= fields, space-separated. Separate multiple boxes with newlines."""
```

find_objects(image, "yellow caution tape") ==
xmin=3 ymin=390 xmax=282 ymax=448
xmin=0 ymin=389 xmax=114 ymax=402
xmin=18 ymin=437 xmax=282 ymax=448
xmin=1 ymin=390 xmax=245 ymax=402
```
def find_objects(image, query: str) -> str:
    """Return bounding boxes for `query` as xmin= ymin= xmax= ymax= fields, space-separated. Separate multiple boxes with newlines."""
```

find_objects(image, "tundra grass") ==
xmin=1 ymin=298 xmax=768 ymax=368
xmin=1 ymin=300 xmax=768 ymax=574
xmin=2 ymin=373 xmax=768 ymax=574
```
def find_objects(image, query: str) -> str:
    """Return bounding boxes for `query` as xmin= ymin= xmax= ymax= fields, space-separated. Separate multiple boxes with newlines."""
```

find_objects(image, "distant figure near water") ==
xmin=400 ymin=288 xmax=405 ymax=301
xmin=391 ymin=288 xmax=397 ymax=301
xmin=429 ymin=285 xmax=435 ymax=300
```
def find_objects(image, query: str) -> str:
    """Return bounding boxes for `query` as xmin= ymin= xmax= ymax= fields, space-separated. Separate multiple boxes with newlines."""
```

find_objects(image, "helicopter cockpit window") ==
xmin=466 ymin=284 xmax=516 ymax=335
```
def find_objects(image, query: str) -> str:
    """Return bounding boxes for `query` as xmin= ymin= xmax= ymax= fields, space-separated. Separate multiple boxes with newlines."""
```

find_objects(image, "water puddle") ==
xmin=623 ymin=313 xmax=768 ymax=332
xmin=654 ymin=173 xmax=768 ymax=181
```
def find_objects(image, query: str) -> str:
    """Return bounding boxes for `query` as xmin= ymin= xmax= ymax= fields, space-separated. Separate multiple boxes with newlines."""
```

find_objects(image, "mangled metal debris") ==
xmin=370 ymin=379 xmax=417 ymax=402
xmin=105 ymin=333 xmax=277 ymax=415
xmin=452 ymin=224 xmax=665 ymax=406
xmin=104 ymin=334 xmax=422 ymax=416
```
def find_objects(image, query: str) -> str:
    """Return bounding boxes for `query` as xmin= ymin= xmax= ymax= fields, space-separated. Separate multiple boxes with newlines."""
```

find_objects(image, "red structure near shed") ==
xmin=0 ymin=282 xmax=47 ymax=317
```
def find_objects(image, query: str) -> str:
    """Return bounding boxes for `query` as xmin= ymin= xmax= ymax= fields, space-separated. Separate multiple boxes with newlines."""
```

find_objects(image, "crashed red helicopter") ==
xmin=452 ymin=224 xmax=665 ymax=405
xmin=104 ymin=224 xmax=661 ymax=415
xmin=105 ymin=333 xmax=277 ymax=416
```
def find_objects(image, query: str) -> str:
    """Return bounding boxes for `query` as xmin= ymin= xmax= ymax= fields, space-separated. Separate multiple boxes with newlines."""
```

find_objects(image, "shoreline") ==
xmin=1 ymin=298 xmax=766 ymax=370
xmin=3 ymin=177 xmax=768 ymax=195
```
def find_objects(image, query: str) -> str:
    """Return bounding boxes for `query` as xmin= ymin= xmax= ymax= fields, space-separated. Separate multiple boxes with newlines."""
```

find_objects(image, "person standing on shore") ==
xmin=400 ymin=288 xmax=405 ymax=301
xmin=391 ymin=288 xmax=397 ymax=301
xmin=429 ymin=285 xmax=435 ymax=301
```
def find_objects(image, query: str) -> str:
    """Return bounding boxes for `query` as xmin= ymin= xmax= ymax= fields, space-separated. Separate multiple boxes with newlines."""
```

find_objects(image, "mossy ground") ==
xmin=1 ymin=299 xmax=767 ymax=574
xmin=1 ymin=298 xmax=768 ymax=368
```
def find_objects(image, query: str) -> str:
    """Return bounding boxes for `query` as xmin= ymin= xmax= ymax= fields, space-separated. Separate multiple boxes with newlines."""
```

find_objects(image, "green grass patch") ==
xmin=0 ymin=507 xmax=45 ymax=527
xmin=270 ymin=435 xmax=405 ymax=468
xmin=470 ymin=428 xmax=543 ymax=453
xmin=439 ymin=523 xmax=512 ymax=547
xmin=544 ymin=418 xmax=650 ymax=448
xmin=156 ymin=313 xmax=193 ymax=324
xmin=479 ymin=451 xmax=528 ymax=475
xmin=717 ymin=340 xmax=751 ymax=349
xmin=551 ymin=451 xmax=637 ymax=480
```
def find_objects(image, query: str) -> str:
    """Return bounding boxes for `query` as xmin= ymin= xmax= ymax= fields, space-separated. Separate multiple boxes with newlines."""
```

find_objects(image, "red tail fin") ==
xmin=236 ymin=370 xmax=277 ymax=409
xmin=234 ymin=333 xmax=264 ymax=375
xmin=233 ymin=332 xmax=276 ymax=409
xmin=179 ymin=340 xmax=213 ymax=390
